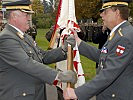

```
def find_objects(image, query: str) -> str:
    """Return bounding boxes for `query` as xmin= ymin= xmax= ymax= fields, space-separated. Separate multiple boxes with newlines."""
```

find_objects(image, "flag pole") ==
xmin=67 ymin=43 xmax=74 ymax=88
xmin=48 ymin=0 xmax=62 ymax=49
xmin=67 ymin=0 xmax=74 ymax=89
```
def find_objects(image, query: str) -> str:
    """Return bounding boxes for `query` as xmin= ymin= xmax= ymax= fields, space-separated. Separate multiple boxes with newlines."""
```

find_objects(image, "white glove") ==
xmin=57 ymin=70 xmax=77 ymax=84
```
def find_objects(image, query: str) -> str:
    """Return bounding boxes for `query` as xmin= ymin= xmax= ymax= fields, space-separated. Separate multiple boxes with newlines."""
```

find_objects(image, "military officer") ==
xmin=63 ymin=0 xmax=133 ymax=100
xmin=0 ymin=0 xmax=77 ymax=100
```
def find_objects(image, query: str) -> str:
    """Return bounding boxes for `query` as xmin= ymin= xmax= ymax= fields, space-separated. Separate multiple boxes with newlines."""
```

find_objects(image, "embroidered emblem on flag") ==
xmin=101 ymin=47 xmax=108 ymax=54
xmin=116 ymin=45 xmax=125 ymax=56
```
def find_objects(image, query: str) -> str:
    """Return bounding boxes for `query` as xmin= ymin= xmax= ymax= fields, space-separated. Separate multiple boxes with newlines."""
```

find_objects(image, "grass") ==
xmin=36 ymin=29 xmax=97 ymax=81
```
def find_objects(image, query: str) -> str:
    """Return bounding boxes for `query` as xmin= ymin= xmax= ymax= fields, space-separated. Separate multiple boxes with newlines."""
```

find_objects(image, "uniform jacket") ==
xmin=75 ymin=21 xmax=133 ymax=100
xmin=0 ymin=24 xmax=66 ymax=100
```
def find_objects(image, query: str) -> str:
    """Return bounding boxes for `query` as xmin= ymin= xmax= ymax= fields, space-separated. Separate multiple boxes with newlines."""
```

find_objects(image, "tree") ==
xmin=129 ymin=2 xmax=133 ymax=18
xmin=75 ymin=0 xmax=133 ymax=22
xmin=75 ymin=0 xmax=102 ymax=22
xmin=32 ymin=0 xmax=133 ymax=28
xmin=32 ymin=0 xmax=56 ymax=28
xmin=32 ymin=0 xmax=44 ymax=13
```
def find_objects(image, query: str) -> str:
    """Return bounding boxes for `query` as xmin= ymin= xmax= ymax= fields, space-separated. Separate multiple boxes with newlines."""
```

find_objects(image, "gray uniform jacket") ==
xmin=75 ymin=21 xmax=133 ymax=100
xmin=0 ymin=24 xmax=66 ymax=100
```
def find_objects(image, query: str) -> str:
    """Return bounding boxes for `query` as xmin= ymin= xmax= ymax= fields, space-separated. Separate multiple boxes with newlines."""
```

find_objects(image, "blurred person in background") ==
xmin=92 ymin=24 xmax=110 ymax=69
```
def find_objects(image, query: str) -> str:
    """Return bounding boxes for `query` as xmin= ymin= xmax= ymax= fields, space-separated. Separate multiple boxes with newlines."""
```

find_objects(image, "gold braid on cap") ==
xmin=102 ymin=2 xmax=128 ymax=9
xmin=5 ymin=5 xmax=32 ymax=11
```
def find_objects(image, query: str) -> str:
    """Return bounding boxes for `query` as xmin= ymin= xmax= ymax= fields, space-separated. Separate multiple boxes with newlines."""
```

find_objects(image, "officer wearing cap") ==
xmin=0 ymin=0 xmax=77 ymax=100
xmin=63 ymin=0 xmax=133 ymax=100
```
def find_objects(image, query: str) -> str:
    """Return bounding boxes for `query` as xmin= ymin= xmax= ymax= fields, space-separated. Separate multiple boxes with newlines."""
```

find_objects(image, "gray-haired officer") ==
xmin=63 ymin=0 xmax=133 ymax=100
xmin=0 ymin=0 xmax=77 ymax=100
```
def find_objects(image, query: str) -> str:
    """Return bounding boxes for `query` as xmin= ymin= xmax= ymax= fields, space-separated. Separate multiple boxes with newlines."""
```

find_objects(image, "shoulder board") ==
xmin=118 ymin=28 xmax=123 ymax=37
xmin=16 ymin=32 xmax=24 ymax=39
xmin=109 ymin=32 xmax=115 ymax=40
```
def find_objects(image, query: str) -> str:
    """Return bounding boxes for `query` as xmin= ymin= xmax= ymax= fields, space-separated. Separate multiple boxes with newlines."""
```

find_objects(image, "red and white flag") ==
xmin=53 ymin=0 xmax=85 ymax=89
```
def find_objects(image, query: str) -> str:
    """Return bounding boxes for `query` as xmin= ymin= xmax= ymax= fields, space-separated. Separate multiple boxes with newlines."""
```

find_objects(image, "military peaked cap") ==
xmin=2 ymin=0 xmax=34 ymax=13
xmin=100 ymin=0 xmax=132 ymax=12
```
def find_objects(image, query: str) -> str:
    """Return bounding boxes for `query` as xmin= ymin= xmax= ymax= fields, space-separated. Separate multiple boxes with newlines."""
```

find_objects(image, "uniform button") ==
xmin=112 ymin=94 xmax=115 ymax=98
xmin=22 ymin=92 xmax=27 ymax=96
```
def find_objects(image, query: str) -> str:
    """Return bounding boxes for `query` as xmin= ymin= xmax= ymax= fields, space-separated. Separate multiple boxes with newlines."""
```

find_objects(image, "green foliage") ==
xmin=129 ymin=2 xmax=133 ymax=18
xmin=75 ymin=0 xmax=133 ymax=21
xmin=32 ymin=0 xmax=44 ymax=13
xmin=32 ymin=0 xmax=55 ymax=28
xmin=36 ymin=29 xmax=97 ymax=81
xmin=34 ymin=14 xmax=54 ymax=28
xmin=32 ymin=1 xmax=133 ymax=28
xmin=75 ymin=0 xmax=102 ymax=21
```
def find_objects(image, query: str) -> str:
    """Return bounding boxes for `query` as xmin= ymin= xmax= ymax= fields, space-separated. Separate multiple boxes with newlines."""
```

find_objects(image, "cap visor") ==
xmin=100 ymin=6 xmax=112 ymax=12
xmin=21 ymin=9 xmax=34 ymax=14
xmin=100 ymin=8 xmax=105 ymax=12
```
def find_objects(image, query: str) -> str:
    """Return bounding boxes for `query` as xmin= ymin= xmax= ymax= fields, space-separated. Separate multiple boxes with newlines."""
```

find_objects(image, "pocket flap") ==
xmin=13 ymin=86 xmax=35 ymax=97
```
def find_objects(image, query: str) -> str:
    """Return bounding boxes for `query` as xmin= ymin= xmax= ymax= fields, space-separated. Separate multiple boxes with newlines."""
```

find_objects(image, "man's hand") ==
xmin=62 ymin=35 xmax=76 ymax=52
xmin=57 ymin=70 xmax=77 ymax=84
xmin=70 ymin=28 xmax=82 ymax=46
xmin=63 ymin=88 xmax=78 ymax=100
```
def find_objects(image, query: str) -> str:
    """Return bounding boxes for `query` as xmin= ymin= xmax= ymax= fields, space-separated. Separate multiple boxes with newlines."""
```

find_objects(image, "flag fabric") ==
xmin=53 ymin=0 xmax=85 ymax=89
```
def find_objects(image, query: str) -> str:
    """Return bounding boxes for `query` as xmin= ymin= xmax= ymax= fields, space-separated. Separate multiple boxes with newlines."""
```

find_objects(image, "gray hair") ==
xmin=4 ymin=10 xmax=12 ymax=20
xmin=4 ymin=10 xmax=22 ymax=20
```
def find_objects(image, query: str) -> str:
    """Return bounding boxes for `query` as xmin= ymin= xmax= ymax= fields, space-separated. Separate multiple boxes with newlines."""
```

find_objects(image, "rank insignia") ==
xmin=101 ymin=47 xmax=108 ymax=54
xmin=116 ymin=45 xmax=125 ymax=56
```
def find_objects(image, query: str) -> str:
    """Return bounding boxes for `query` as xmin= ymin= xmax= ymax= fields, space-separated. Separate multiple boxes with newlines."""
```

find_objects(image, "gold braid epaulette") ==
xmin=118 ymin=28 xmax=123 ymax=36
xmin=109 ymin=32 xmax=115 ymax=40
xmin=16 ymin=32 xmax=24 ymax=39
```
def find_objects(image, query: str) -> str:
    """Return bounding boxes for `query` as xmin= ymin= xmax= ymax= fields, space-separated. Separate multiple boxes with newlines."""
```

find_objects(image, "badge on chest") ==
xmin=116 ymin=45 xmax=125 ymax=56
xmin=101 ymin=47 xmax=108 ymax=54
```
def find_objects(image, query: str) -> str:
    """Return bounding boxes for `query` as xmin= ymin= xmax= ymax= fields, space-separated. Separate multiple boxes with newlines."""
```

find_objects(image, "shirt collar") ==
xmin=110 ymin=20 xmax=127 ymax=36
xmin=9 ymin=24 xmax=24 ymax=36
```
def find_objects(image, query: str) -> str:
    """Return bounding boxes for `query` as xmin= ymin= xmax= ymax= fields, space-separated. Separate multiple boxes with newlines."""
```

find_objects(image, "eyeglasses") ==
xmin=23 ymin=12 xmax=28 ymax=16
xmin=21 ymin=12 xmax=30 ymax=18
xmin=101 ymin=8 xmax=112 ymax=15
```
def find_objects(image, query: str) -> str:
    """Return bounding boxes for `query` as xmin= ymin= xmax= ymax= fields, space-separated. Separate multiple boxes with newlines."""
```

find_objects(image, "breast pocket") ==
xmin=21 ymin=42 xmax=34 ymax=58
xmin=13 ymin=86 xmax=35 ymax=100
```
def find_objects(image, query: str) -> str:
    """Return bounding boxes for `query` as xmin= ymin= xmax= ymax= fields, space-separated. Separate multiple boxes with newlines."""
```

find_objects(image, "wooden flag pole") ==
xmin=67 ymin=44 xmax=74 ymax=88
